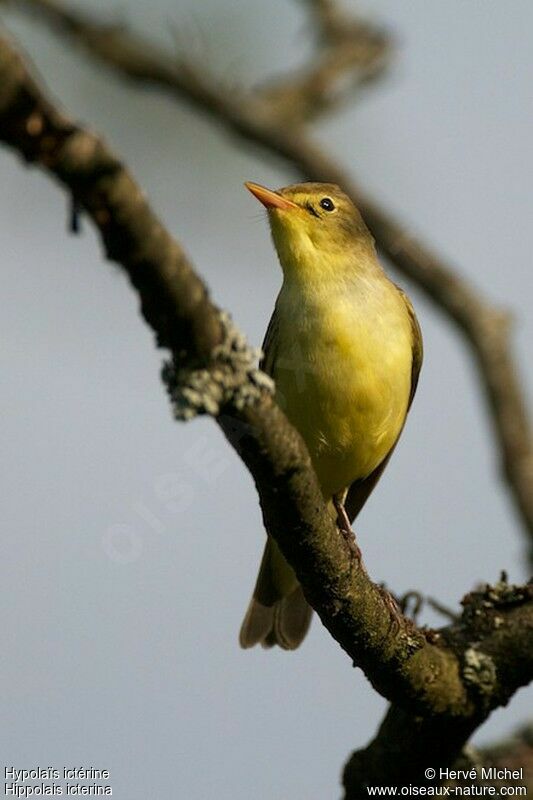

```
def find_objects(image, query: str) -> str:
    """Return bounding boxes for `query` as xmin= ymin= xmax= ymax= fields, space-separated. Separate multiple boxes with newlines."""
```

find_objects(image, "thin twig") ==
xmin=256 ymin=0 xmax=392 ymax=122
xmin=427 ymin=597 xmax=460 ymax=623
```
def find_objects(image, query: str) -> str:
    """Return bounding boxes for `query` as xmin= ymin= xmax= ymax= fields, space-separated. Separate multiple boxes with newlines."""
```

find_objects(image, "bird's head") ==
xmin=245 ymin=181 xmax=375 ymax=283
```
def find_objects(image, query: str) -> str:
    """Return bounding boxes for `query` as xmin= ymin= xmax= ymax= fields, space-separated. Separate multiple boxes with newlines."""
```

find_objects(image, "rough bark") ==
xmin=0 ymin=18 xmax=532 ymax=793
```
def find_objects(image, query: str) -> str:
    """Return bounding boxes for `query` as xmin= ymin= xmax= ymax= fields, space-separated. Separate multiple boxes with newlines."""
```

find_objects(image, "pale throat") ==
xmin=271 ymin=228 xmax=379 ymax=288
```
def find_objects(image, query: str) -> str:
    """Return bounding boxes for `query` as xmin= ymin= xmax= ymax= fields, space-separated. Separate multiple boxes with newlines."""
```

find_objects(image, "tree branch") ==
xmin=343 ymin=579 xmax=533 ymax=795
xmin=0 ymin=29 xmax=430 ymax=710
xmin=256 ymin=0 xmax=392 ymax=123
xmin=1 ymin=21 xmax=532 ymax=792
xmin=348 ymin=720 xmax=533 ymax=797
xmin=6 ymin=0 xmax=533 ymax=557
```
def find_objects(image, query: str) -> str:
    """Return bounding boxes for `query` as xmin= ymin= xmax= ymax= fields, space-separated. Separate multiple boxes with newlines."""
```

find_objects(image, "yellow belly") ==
xmin=273 ymin=284 xmax=413 ymax=498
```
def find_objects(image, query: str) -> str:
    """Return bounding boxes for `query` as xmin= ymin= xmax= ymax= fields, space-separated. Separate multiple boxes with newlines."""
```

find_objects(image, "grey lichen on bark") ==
xmin=463 ymin=647 xmax=498 ymax=702
xmin=162 ymin=311 xmax=274 ymax=420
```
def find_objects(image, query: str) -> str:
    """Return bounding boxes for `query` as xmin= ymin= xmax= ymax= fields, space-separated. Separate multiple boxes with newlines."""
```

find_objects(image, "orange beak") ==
xmin=245 ymin=181 xmax=298 ymax=211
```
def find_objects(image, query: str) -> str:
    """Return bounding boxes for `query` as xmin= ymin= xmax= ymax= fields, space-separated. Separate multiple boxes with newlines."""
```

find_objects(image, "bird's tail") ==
xmin=239 ymin=537 xmax=312 ymax=650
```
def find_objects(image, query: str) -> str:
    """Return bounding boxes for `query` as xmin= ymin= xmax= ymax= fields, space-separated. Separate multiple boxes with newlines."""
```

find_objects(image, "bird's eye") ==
xmin=319 ymin=197 xmax=335 ymax=212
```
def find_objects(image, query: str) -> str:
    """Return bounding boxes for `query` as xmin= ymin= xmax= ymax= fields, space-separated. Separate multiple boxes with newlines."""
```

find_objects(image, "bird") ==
xmin=239 ymin=181 xmax=422 ymax=650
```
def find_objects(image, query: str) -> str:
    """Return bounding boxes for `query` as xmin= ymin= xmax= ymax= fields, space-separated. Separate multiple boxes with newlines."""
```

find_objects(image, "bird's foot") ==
xmin=377 ymin=584 xmax=403 ymax=635
xmin=333 ymin=495 xmax=362 ymax=559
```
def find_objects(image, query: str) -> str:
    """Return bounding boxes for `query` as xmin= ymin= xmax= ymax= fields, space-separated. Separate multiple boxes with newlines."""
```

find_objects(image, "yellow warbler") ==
xmin=240 ymin=182 xmax=422 ymax=650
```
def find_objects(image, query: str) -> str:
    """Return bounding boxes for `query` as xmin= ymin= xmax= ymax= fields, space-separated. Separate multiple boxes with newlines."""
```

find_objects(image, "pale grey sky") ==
xmin=1 ymin=2 xmax=532 ymax=798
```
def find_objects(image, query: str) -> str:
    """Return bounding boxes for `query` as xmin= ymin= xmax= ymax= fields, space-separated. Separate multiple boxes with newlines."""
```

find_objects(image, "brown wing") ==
xmin=345 ymin=287 xmax=423 ymax=523
xmin=397 ymin=286 xmax=423 ymax=411
xmin=260 ymin=305 xmax=280 ymax=376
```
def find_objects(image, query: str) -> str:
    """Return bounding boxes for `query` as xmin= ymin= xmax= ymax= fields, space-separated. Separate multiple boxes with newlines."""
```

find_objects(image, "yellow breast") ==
xmin=272 ymin=278 xmax=413 ymax=498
